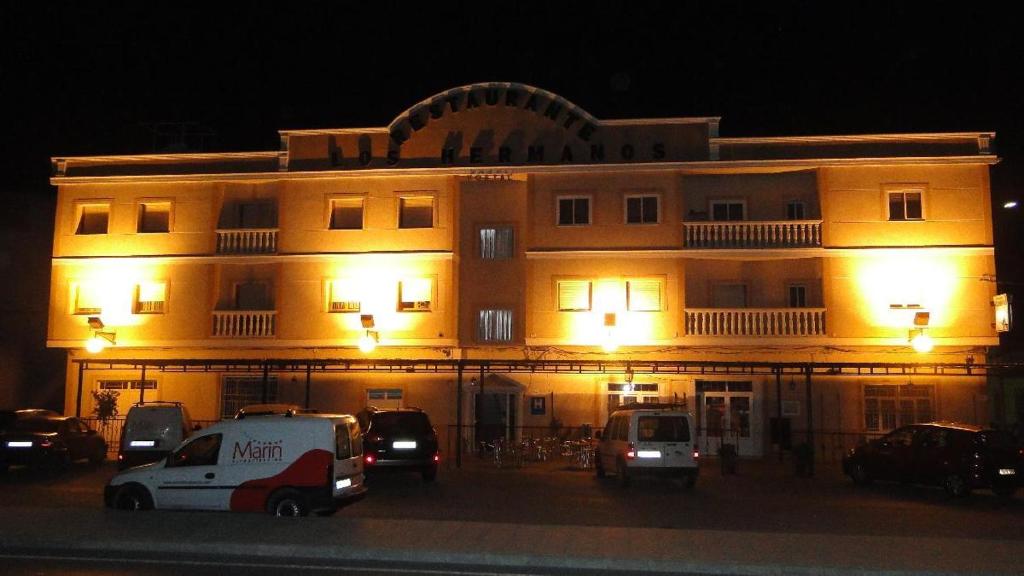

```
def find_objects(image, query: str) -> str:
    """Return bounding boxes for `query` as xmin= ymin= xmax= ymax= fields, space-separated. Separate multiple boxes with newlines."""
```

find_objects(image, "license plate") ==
xmin=393 ymin=441 xmax=416 ymax=450
xmin=129 ymin=440 xmax=156 ymax=448
xmin=6 ymin=441 xmax=32 ymax=448
xmin=998 ymin=468 xmax=1016 ymax=476
xmin=637 ymin=450 xmax=662 ymax=458
xmin=335 ymin=478 xmax=352 ymax=489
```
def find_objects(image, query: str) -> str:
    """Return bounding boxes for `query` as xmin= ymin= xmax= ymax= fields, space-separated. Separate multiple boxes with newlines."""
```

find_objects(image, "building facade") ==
xmin=49 ymin=82 xmax=999 ymax=459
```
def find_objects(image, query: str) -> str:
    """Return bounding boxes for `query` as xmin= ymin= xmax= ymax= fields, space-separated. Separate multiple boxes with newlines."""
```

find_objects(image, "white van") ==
xmin=105 ymin=413 xmax=366 ymax=516
xmin=596 ymin=404 xmax=699 ymax=488
xmin=118 ymin=402 xmax=194 ymax=470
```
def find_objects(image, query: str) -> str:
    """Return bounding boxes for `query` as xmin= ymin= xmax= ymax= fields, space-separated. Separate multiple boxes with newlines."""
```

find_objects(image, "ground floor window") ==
xmin=221 ymin=375 xmax=278 ymax=418
xmin=99 ymin=380 xmax=157 ymax=391
xmin=607 ymin=382 xmax=659 ymax=417
xmin=863 ymin=384 xmax=934 ymax=432
xmin=367 ymin=388 xmax=403 ymax=410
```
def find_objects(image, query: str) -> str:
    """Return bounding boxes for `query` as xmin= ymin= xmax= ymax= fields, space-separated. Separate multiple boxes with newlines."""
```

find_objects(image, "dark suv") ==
xmin=359 ymin=408 xmax=439 ymax=482
xmin=843 ymin=422 xmax=1020 ymax=498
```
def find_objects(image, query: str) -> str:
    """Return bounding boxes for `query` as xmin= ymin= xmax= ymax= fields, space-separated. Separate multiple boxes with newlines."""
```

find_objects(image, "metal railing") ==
xmin=211 ymin=310 xmax=277 ymax=338
xmin=685 ymin=308 xmax=826 ymax=337
xmin=215 ymin=228 xmax=278 ymax=254
xmin=684 ymin=220 xmax=822 ymax=249
xmin=82 ymin=417 xmax=222 ymax=456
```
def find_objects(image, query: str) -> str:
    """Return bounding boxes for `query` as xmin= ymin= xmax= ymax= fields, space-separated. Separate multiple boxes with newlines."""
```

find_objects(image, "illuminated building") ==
xmin=49 ymin=83 xmax=998 ymax=458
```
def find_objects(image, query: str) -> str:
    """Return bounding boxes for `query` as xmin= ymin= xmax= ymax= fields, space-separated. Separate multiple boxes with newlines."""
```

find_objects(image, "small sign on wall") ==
xmin=782 ymin=400 xmax=800 ymax=417
xmin=994 ymin=293 xmax=1012 ymax=333
xmin=530 ymin=396 xmax=546 ymax=415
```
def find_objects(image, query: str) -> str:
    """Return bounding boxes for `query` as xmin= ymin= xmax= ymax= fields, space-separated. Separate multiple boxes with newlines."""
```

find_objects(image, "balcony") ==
xmin=211 ymin=310 xmax=277 ymax=338
xmin=215 ymin=228 xmax=278 ymax=254
xmin=683 ymin=220 xmax=822 ymax=249
xmin=685 ymin=308 xmax=826 ymax=337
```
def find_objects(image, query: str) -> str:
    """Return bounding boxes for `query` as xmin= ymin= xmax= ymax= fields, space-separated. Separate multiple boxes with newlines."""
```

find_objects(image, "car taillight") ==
xmin=626 ymin=442 xmax=636 ymax=460
xmin=433 ymin=453 xmax=440 ymax=463
xmin=117 ymin=453 xmax=124 ymax=461
xmin=364 ymin=454 xmax=376 ymax=465
xmin=39 ymin=439 xmax=53 ymax=448
xmin=692 ymin=450 xmax=700 ymax=459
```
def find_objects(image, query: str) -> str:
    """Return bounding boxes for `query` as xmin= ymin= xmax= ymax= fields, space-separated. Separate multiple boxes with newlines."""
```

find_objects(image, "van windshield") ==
xmin=637 ymin=416 xmax=690 ymax=442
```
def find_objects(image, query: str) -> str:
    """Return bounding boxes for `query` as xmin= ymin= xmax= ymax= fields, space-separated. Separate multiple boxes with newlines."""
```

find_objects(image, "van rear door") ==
xmin=636 ymin=414 xmax=692 ymax=468
xmin=333 ymin=421 xmax=364 ymax=497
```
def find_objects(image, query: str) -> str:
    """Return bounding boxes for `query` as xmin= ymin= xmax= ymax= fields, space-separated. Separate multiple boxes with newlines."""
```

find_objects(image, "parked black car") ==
xmin=0 ymin=415 xmax=107 ymax=472
xmin=843 ymin=422 xmax=1020 ymax=498
xmin=359 ymin=407 xmax=439 ymax=482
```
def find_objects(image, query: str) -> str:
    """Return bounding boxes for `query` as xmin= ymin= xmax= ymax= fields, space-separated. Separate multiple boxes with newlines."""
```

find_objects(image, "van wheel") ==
xmin=616 ymin=460 xmax=630 ymax=488
xmin=943 ymin=473 xmax=970 ymax=498
xmin=850 ymin=463 xmax=872 ymax=485
xmin=268 ymin=489 xmax=309 ymax=517
xmin=595 ymin=458 xmax=606 ymax=479
xmin=113 ymin=484 xmax=153 ymax=511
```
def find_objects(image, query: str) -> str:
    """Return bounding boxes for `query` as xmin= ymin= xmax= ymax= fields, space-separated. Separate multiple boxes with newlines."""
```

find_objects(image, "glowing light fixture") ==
xmin=1004 ymin=200 xmax=1018 ymax=209
xmin=910 ymin=330 xmax=934 ymax=353
xmin=85 ymin=316 xmax=115 ymax=353
xmin=601 ymin=312 xmax=619 ymax=353
xmin=357 ymin=314 xmax=379 ymax=353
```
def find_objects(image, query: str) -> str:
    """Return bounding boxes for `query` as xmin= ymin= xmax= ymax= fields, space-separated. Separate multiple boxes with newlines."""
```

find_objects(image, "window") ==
xmin=606 ymin=382 xmax=659 ymax=417
xmin=168 ymin=434 xmax=222 ymax=468
xmin=711 ymin=284 xmax=747 ymax=308
xmin=134 ymin=281 xmax=167 ymax=314
xmin=788 ymin=284 xmax=807 ymax=308
xmin=335 ymin=424 xmax=353 ymax=459
xmin=75 ymin=203 xmax=110 ymax=235
xmin=627 ymin=279 xmax=662 ymax=312
xmin=234 ymin=282 xmax=270 ymax=310
xmin=399 ymin=278 xmax=433 ymax=311
xmin=329 ymin=197 xmax=364 ymax=230
xmin=327 ymin=279 xmax=360 ymax=313
xmin=99 ymin=380 xmax=157 ymax=390
xmin=863 ymin=384 xmax=934 ymax=432
xmin=399 ymin=196 xmax=434 ymax=229
xmin=72 ymin=282 xmax=103 ymax=315
xmin=557 ymin=280 xmax=592 ymax=311
xmin=625 ymin=195 xmax=659 ymax=224
xmin=478 ymin=309 xmax=513 ymax=342
xmin=710 ymin=200 xmax=744 ymax=221
xmin=367 ymin=388 xmax=403 ymax=410
xmin=479 ymin=226 xmax=514 ymax=259
xmin=221 ymin=375 xmax=278 ymax=418
xmin=888 ymin=190 xmax=923 ymax=221
xmin=557 ymin=196 xmax=591 ymax=226
xmin=786 ymin=200 xmax=806 ymax=220
xmin=137 ymin=201 xmax=171 ymax=233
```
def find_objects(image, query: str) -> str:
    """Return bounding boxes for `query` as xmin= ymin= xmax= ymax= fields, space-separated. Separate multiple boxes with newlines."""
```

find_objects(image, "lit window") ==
xmin=399 ymin=196 xmax=434 ymax=229
xmin=75 ymin=203 xmax=109 ymax=235
xmin=329 ymin=197 xmax=364 ymax=230
xmin=72 ymin=283 xmax=103 ymax=315
xmin=557 ymin=280 xmax=592 ymax=312
xmin=478 ymin=309 xmax=513 ymax=342
xmin=864 ymin=384 xmax=933 ymax=432
xmin=786 ymin=200 xmax=806 ymax=220
xmin=888 ymin=191 xmax=923 ymax=221
xmin=135 ymin=281 xmax=167 ymax=314
xmin=399 ymin=278 xmax=433 ymax=311
xmin=626 ymin=195 xmax=659 ymax=224
xmin=328 ymin=279 xmax=361 ymax=313
xmin=479 ymin=226 xmax=514 ymax=259
xmin=627 ymin=280 xmax=662 ymax=312
xmin=557 ymin=196 xmax=590 ymax=226
xmin=710 ymin=200 xmax=744 ymax=221
xmin=137 ymin=202 xmax=171 ymax=233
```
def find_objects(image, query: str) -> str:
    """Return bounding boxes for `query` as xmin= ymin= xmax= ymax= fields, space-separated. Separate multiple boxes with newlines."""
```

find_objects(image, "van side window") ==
xmin=168 ymin=433 xmax=222 ymax=467
xmin=335 ymin=424 xmax=352 ymax=459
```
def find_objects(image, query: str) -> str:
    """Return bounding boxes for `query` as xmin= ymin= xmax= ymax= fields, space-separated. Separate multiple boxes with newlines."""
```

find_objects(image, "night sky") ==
xmin=2 ymin=2 xmax=1022 ymax=405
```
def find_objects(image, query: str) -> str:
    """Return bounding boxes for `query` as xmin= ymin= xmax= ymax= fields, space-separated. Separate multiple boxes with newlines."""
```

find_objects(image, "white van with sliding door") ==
xmin=105 ymin=413 xmax=366 ymax=516
xmin=596 ymin=403 xmax=699 ymax=488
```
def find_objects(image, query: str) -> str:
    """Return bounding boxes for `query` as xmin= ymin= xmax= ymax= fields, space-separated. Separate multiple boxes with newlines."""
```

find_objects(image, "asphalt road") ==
xmin=1 ymin=455 xmax=1021 ymax=541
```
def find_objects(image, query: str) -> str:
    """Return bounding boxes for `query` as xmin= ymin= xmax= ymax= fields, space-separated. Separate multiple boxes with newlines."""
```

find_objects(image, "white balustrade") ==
xmin=211 ymin=311 xmax=277 ymax=338
xmin=685 ymin=308 xmax=826 ymax=337
xmin=215 ymin=228 xmax=278 ymax=254
xmin=683 ymin=220 xmax=822 ymax=248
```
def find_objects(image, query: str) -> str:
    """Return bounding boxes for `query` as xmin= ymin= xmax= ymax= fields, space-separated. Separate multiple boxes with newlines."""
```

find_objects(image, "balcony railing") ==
xmin=212 ymin=310 xmax=277 ymax=338
xmin=685 ymin=308 xmax=826 ymax=337
xmin=683 ymin=220 xmax=822 ymax=249
xmin=215 ymin=228 xmax=278 ymax=254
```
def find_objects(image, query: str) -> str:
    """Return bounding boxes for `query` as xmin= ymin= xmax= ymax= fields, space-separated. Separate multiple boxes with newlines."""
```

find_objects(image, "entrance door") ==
xmin=475 ymin=392 xmax=518 ymax=446
xmin=698 ymin=380 xmax=755 ymax=456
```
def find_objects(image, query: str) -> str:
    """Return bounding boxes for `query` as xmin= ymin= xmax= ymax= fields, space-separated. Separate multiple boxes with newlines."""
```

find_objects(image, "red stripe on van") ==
xmin=229 ymin=449 xmax=333 ymax=512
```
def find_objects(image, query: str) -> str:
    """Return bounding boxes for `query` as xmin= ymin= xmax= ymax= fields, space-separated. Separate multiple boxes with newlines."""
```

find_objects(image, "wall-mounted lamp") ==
xmin=909 ymin=311 xmax=933 ymax=353
xmin=601 ymin=312 xmax=619 ymax=353
xmin=358 ymin=314 xmax=378 ymax=353
xmin=85 ymin=316 xmax=116 ymax=353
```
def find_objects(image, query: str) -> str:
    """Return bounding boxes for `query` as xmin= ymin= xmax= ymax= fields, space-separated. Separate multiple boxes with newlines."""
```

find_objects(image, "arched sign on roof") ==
xmin=388 ymin=82 xmax=600 ymax=145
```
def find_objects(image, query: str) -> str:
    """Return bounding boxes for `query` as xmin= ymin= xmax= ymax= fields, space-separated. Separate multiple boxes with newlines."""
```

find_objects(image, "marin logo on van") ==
xmin=232 ymin=439 xmax=283 ymax=463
